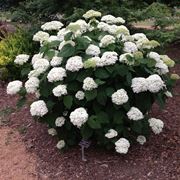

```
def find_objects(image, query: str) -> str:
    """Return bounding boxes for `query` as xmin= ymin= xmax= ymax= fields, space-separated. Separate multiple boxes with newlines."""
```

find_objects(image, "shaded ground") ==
xmin=0 ymin=45 xmax=179 ymax=180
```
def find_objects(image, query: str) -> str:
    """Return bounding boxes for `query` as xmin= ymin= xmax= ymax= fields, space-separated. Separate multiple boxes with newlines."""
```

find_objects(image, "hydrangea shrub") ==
xmin=7 ymin=10 xmax=178 ymax=154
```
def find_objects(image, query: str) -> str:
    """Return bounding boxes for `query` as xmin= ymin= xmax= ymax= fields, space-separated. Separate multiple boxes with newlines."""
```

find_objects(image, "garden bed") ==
xmin=0 ymin=44 xmax=179 ymax=180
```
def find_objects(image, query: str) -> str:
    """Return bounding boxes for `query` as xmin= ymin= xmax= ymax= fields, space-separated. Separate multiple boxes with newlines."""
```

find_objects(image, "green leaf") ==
xmin=97 ymin=111 xmax=109 ymax=124
xmin=80 ymin=125 xmax=93 ymax=139
xmin=85 ymin=89 xmax=97 ymax=101
xmin=95 ymin=79 xmax=106 ymax=85
xmin=131 ymin=121 xmax=143 ymax=134
xmin=46 ymin=100 xmax=55 ymax=111
xmin=97 ymin=90 xmax=107 ymax=105
xmin=63 ymin=95 xmax=73 ymax=109
xmin=126 ymin=72 xmax=132 ymax=86
xmin=58 ymin=44 xmax=75 ymax=57
xmin=113 ymin=111 xmax=123 ymax=124
xmin=114 ymin=64 xmax=128 ymax=76
xmin=64 ymin=32 xmax=73 ymax=41
xmin=95 ymin=68 xmax=109 ymax=79
xmin=76 ymin=36 xmax=90 ymax=50
xmin=45 ymin=49 xmax=55 ymax=59
xmin=21 ymin=67 xmax=31 ymax=77
xmin=147 ymin=58 xmax=156 ymax=67
xmin=16 ymin=97 xmax=26 ymax=108
xmin=88 ymin=115 xmax=101 ymax=129
xmin=105 ymin=87 xmax=115 ymax=97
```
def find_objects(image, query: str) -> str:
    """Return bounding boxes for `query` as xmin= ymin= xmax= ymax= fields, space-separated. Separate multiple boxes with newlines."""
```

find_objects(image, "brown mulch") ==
xmin=0 ymin=45 xmax=180 ymax=180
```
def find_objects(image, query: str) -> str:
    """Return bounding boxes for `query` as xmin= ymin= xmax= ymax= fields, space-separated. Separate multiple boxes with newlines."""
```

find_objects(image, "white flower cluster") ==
xmin=97 ymin=51 xmax=118 ymax=67
xmin=131 ymin=74 xmax=165 ymax=93
xmin=137 ymin=135 xmax=146 ymax=145
xmin=127 ymin=107 xmax=144 ymax=121
xmin=7 ymin=80 xmax=22 ymax=95
xmin=56 ymin=140 xmax=65 ymax=149
xmin=66 ymin=56 xmax=83 ymax=72
xmin=83 ymin=10 xmax=102 ymax=19
xmin=119 ymin=53 xmax=134 ymax=65
xmin=86 ymin=44 xmax=101 ymax=56
xmin=50 ymin=56 xmax=63 ymax=67
xmin=30 ymin=100 xmax=48 ymax=117
xmin=57 ymin=28 xmax=70 ymax=41
xmin=99 ymin=35 xmax=115 ymax=47
xmin=14 ymin=54 xmax=29 ymax=65
xmin=55 ymin=117 xmax=65 ymax=127
xmin=115 ymin=138 xmax=130 ymax=154
xmin=105 ymin=129 xmax=118 ymax=139
xmin=75 ymin=91 xmax=85 ymax=100
xmin=70 ymin=107 xmax=89 ymax=128
xmin=101 ymin=15 xmax=125 ymax=24
xmin=111 ymin=89 xmax=129 ymax=105
xmin=25 ymin=77 xmax=39 ymax=93
xmin=33 ymin=31 xmax=49 ymax=42
xmin=52 ymin=85 xmax=67 ymax=97
xmin=47 ymin=67 xmax=66 ymax=82
xmin=33 ymin=58 xmax=49 ymax=73
xmin=41 ymin=21 xmax=63 ymax=31
xmin=48 ymin=128 xmax=57 ymax=136
xmin=123 ymin=42 xmax=138 ymax=53
xmin=83 ymin=77 xmax=98 ymax=91
xmin=148 ymin=118 xmax=164 ymax=134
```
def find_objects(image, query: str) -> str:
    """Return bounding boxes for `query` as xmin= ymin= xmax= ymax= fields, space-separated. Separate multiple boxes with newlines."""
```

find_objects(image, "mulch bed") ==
xmin=0 ymin=45 xmax=179 ymax=180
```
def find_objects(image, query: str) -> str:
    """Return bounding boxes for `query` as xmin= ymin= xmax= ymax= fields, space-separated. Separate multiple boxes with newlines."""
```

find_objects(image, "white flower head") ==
xmin=155 ymin=60 xmax=169 ymax=75
xmin=119 ymin=53 xmax=134 ymax=65
xmin=25 ymin=77 xmax=39 ymax=93
xmin=47 ymin=67 xmax=66 ymax=82
xmin=57 ymin=28 xmax=71 ymax=41
xmin=83 ymin=10 xmax=102 ymax=19
xmin=148 ymin=118 xmax=164 ymax=134
xmin=52 ymin=85 xmax=67 ymax=97
xmin=33 ymin=31 xmax=49 ymax=42
xmin=55 ymin=116 xmax=65 ymax=127
xmin=66 ymin=56 xmax=83 ymax=72
xmin=132 ymin=33 xmax=147 ymax=41
xmin=7 ymin=80 xmax=22 ymax=95
xmin=41 ymin=21 xmax=63 ymax=31
xmin=14 ymin=54 xmax=29 ymax=65
xmin=105 ymin=129 xmax=118 ymax=139
xmin=97 ymin=22 xmax=110 ymax=32
xmin=58 ymin=40 xmax=75 ymax=50
xmin=111 ymin=89 xmax=129 ymax=105
xmin=50 ymin=56 xmax=63 ymax=67
xmin=101 ymin=15 xmax=125 ymax=24
xmin=148 ymin=52 xmax=161 ymax=62
xmin=30 ymin=100 xmax=48 ymax=117
xmin=83 ymin=77 xmax=98 ymax=91
xmin=97 ymin=51 xmax=118 ymax=67
xmin=48 ymin=128 xmax=57 ymax=136
xmin=131 ymin=77 xmax=148 ymax=93
xmin=70 ymin=107 xmax=89 ymax=128
xmin=85 ymin=44 xmax=101 ymax=56
xmin=99 ymin=35 xmax=115 ymax=47
xmin=123 ymin=42 xmax=138 ymax=53
xmin=47 ymin=35 xmax=60 ymax=42
xmin=56 ymin=140 xmax=65 ymax=149
xmin=127 ymin=107 xmax=144 ymax=121
xmin=31 ymin=53 xmax=43 ymax=65
xmin=137 ymin=135 xmax=146 ymax=145
xmin=146 ymin=74 xmax=165 ymax=93
xmin=115 ymin=138 xmax=130 ymax=154
xmin=33 ymin=58 xmax=50 ymax=72
xmin=28 ymin=69 xmax=43 ymax=78
xmin=75 ymin=91 xmax=85 ymax=100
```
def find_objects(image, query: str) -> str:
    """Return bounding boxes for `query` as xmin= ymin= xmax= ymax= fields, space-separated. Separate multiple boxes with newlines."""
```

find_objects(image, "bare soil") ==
xmin=0 ymin=45 xmax=179 ymax=180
